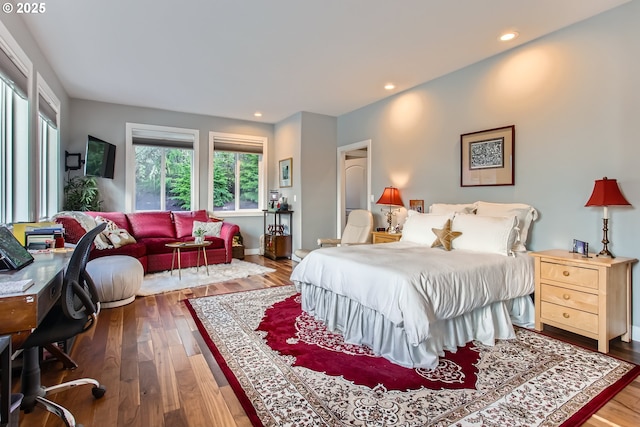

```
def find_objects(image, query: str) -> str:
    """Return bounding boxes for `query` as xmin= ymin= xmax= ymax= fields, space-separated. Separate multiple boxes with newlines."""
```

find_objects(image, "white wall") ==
xmin=337 ymin=2 xmax=640 ymax=331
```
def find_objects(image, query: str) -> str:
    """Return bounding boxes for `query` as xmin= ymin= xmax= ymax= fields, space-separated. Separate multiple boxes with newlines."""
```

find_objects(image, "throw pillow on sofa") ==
xmin=192 ymin=220 xmax=222 ymax=237
xmin=95 ymin=215 xmax=137 ymax=249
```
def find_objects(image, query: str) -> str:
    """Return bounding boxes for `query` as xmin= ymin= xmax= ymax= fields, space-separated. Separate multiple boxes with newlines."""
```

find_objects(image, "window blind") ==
xmin=0 ymin=46 xmax=27 ymax=98
xmin=213 ymin=137 xmax=263 ymax=154
xmin=38 ymin=94 xmax=57 ymax=127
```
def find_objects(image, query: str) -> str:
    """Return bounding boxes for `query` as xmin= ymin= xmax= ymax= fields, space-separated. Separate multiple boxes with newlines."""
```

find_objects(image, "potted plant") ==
xmin=63 ymin=176 xmax=102 ymax=211
xmin=193 ymin=227 xmax=206 ymax=244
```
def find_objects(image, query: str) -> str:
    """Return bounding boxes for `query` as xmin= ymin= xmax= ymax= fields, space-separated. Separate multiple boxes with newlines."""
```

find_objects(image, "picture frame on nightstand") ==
xmin=572 ymin=239 xmax=590 ymax=257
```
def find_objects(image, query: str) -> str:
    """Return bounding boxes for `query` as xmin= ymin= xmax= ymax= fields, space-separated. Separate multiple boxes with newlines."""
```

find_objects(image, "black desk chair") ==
xmin=20 ymin=224 xmax=107 ymax=427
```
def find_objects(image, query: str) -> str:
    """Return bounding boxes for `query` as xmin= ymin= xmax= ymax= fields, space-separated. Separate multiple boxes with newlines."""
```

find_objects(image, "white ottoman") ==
xmin=86 ymin=256 xmax=144 ymax=308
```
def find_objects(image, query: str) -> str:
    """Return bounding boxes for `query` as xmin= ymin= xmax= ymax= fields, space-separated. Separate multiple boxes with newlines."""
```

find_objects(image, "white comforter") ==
xmin=290 ymin=242 xmax=534 ymax=346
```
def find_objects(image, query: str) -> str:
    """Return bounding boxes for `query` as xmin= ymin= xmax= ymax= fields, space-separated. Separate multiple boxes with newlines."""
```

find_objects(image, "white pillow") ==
xmin=474 ymin=202 xmax=538 ymax=252
xmin=429 ymin=203 xmax=477 ymax=215
xmin=192 ymin=220 xmax=222 ymax=237
xmin=400 ymin=212 xmax=451 ymax=245
xmin=451 ymin=214 xmax=518 ymax=256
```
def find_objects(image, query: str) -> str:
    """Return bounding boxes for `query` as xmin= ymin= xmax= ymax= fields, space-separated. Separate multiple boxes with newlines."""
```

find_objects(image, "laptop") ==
xmin=0 ymin=226 xmax=34 ymax=270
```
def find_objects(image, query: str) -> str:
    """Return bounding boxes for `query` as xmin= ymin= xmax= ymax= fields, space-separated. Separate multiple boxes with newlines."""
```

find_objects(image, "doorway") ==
xmin=337 ymin=140 xmax=371 ymax=235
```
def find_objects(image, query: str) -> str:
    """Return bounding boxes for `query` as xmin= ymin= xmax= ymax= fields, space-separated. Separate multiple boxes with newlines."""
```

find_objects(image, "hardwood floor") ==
xmin=13 ymin=254 xmax=640 ymax=427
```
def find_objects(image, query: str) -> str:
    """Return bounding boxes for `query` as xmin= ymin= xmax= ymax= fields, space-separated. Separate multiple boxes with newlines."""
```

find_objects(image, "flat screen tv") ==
xmin=84 ymin=135 xmax=116 ymax=179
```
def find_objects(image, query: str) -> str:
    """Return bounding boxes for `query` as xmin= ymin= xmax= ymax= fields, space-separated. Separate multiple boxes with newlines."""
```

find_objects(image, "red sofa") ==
xmin=54 ymin=210 xmax=239 ymax=274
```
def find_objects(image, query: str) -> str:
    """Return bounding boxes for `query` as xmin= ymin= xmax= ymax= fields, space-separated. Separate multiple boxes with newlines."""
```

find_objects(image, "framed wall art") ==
xmin=460 ymin=125 xmax=514 ymax=187
xmin=409 ymin=199 xmax=424 ymax=213
xmin=279 ymin=157 xmax=292 ymax=188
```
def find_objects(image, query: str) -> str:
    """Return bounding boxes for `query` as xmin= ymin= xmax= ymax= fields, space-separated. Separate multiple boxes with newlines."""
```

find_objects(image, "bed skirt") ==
xmin=295 ymin=281 xmax=535 ymax=369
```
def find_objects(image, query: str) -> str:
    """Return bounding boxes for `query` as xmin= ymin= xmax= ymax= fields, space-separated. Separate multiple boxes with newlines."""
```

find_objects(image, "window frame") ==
xmin=208 ymin=131 xmax=267 ymax=217
xmin=36 ymin=73 xmax=60 ymax=221
xmin=125 ymin=123 xmax=199 ymax=212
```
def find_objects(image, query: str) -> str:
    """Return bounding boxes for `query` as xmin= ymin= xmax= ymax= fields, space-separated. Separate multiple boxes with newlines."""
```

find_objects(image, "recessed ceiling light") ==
xmin=499 ymin=31 xmax=519 ymax=42
xmin=254 ymin=112 xmax=263 ymax=117
xmin=384 ymin=83 xmax=395 ymax=90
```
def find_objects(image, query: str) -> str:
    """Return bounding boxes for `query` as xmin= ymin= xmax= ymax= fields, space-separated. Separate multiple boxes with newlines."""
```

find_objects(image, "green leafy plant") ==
xmin=63 ymin=176 xmax=102 ymax=211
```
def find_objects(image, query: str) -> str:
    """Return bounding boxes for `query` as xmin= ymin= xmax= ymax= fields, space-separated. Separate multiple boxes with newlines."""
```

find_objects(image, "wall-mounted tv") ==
xmin=84 ymin=135 xmax=116 ymax=179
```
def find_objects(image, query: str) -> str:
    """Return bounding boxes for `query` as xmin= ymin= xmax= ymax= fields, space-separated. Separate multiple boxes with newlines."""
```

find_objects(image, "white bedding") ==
xmin=290 ymin=241 xmax=534 ymax=350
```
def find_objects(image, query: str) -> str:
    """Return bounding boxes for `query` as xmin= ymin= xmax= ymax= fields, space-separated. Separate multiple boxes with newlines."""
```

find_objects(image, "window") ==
xmin=0 ymin=34 xmax=31 ymax=224
xmin=209 ymin=132 xmax=266 ymax=214
xmin=37 ymin=76 xmax=60 ymax=220
xmin=125 ymin=123 xmax=199 ymax=212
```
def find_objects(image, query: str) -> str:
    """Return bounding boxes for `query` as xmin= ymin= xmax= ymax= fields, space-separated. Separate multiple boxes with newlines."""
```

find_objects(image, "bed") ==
xmin=290 ymin=202 xmax=538 ymax=369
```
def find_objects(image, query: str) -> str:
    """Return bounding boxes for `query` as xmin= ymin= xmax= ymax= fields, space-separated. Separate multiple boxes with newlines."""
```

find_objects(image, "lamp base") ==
xmin=596 ymin=248 xmax=615 ymax=258
xmin=596 ymin=217 xmax=615 ymax=258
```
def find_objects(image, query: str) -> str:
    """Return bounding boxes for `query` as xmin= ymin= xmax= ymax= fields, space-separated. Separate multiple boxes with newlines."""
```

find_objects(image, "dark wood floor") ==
xmin=12 ymin=255 xmax=640 ymax=426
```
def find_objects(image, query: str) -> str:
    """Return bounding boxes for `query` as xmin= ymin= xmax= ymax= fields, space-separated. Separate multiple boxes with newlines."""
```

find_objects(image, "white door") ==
xmin=345 ymin=158 xmax=367 ymax=224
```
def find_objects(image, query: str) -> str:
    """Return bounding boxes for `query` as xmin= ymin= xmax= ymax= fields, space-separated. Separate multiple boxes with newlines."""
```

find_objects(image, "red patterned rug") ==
xmin=185 ymin=286 xmax=640 ymax=426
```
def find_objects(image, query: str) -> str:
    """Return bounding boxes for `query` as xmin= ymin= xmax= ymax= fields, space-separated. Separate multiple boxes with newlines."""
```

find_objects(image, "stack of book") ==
xmin=24 ymin=224 xmax=64 ymax=250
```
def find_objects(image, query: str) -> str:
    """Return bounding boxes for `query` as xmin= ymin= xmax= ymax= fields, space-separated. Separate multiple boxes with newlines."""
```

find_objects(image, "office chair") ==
xmin=294 ymin=209 xmax=373 ymax=259
xmin=20 ymin=223 xmax=107 ymax=427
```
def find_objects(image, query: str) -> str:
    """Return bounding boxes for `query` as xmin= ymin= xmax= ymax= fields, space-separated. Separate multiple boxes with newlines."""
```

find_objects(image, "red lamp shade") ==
xmin=376 ymin=187 xmax=404 ymax=207
xmin=585 ymin=177 xmax=630 ymax=207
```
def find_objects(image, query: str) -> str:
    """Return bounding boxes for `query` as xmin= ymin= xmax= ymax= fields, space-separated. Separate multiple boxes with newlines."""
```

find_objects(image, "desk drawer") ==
xmin=540 ymin=261 xmax=598 ymax=289
xmin=540 ymin=284 xmax=598 ymax=314
xmin=541 ymin=301 xmax=598 ymax=334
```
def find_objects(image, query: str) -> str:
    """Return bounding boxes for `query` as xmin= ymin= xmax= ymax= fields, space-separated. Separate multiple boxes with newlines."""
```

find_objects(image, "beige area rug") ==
xmin=137 ymin=259 xmax=275 ymax=296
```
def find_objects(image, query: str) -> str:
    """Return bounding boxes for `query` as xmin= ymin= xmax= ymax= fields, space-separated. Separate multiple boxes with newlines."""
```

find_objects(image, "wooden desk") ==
xmin=0 ymin=252 xmax=69 ymax=348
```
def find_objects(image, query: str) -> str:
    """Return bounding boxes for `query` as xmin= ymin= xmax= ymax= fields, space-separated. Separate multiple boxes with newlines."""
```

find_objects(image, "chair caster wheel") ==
xmin=92 ymin=385 xmax=106 ymax=399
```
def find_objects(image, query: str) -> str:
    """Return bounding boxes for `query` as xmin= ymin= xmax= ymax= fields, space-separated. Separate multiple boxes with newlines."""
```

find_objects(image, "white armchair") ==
xmin=295 ymin=210 xmax=373 ymax=259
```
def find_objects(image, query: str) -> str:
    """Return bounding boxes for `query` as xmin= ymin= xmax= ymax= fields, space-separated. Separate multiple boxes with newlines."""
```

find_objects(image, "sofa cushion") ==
xmin=86 ymin=211 xmax=131 ymax=232
xmin=137 ymin=237 xmax=179 ymax=255
xmin=126 ymin=211 xmax=175 ymax=239
xmin=173 ymin=210 xmax=209 ymax=238
xmin=88 ymin=242 xmax=147 ymax=260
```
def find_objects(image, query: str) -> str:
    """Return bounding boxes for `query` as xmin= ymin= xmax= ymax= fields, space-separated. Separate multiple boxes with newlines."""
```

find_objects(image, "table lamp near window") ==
xmin=376 ymin=186 xmax=404 ymax=232
xmin=585 ymin=177 xmax=631 ymax=258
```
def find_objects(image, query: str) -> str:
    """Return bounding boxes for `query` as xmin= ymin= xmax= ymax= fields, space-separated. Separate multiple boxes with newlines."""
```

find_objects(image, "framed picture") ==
xmin=461 ymin=125 xmax=515 ymax=187
xmin=409 ymin=199 xmax=424 ymax=213
xmin=279 ymin=157 xmax=292 ymax=188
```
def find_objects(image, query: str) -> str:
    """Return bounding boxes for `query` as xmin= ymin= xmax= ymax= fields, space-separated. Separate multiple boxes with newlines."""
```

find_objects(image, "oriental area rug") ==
xmin=137 ymin=259 xmax=275 ymax=296
xmin=185 ymin=286 xmax=640 ymax=427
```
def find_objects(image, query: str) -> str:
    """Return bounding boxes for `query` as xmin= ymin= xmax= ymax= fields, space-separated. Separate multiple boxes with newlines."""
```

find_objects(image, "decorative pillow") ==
xmin=429 ymin=203 xmax=477 ymax=215
xmin=192 ymin=220 xmax=222 ymax=237
xmin=93 ymin=215 xmax=120 ymax=249
xmin=104 ymin=229 xmax=137 ymax=249
xmin=400 ymin=212 xmax=451 ymax=245
xmin=474 ymin=202 xmax=538 ymax=252
xmin=173 ymin=210 xmax=210 ymax=238
xmin=431 ymin=219 xmax=462 ymax=251
xmin=451 ymin=214 xmax=518 ymax=256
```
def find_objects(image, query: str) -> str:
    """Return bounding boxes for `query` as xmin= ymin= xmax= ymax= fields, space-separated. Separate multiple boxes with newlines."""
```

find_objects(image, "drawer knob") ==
xmin=563 ymin=313 xmax=570 ymax=319
xmin=562 ymin=271 xmax=570 ymax=277
xmin=563 ymin=294 xmax=570 ymax=300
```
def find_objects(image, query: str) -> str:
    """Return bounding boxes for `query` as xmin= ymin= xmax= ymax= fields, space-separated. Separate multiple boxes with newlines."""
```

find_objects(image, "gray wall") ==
xmin=338 ymin=2 xmax=640 ymax=331
xmin=68 ymin=99 xmax=274 ymax=251
xmin=274 ymin=112 xmax=337 ymax=254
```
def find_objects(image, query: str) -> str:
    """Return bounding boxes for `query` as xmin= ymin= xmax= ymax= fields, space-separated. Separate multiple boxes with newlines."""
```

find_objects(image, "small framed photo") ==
xmin=461 ymin=125 xmax=515 ymax=187
xmin=572 ymin=239 xmax=590 ymax=257
xmin=409 ymin=199 xmax=424 ymax=213
xmin=279 ymin=157 xmax=292 ymax=188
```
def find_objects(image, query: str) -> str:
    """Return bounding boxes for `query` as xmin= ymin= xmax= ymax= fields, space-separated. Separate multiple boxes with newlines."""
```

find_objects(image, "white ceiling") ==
xmin=20 ymin=0 xmax=628 ymax=124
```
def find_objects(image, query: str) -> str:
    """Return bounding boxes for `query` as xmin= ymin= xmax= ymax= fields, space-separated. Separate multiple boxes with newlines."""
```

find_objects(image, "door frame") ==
xmin=337 ymin=139 xmax=371 ymax=237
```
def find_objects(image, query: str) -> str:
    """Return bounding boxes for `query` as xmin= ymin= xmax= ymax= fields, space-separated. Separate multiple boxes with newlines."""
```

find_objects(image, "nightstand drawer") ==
xmin=540 ymin=284 xmax=598 ymax=314
xmin=541 ymin=301 xmax=598 ymax=334
xmin=540 ymin=261 xmax=598 ymax=289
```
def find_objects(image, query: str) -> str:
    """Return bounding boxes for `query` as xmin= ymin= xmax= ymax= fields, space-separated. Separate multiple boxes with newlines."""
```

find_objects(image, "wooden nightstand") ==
xmin=372 ymin=231 xmax=402 ymax=244
xmin=530 ymin=249 xmax=637 ymax=353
